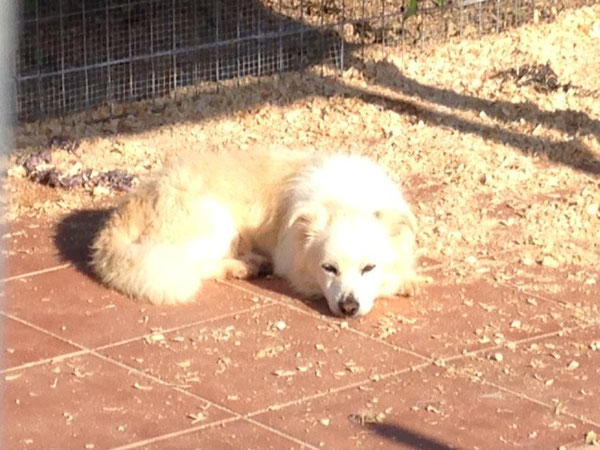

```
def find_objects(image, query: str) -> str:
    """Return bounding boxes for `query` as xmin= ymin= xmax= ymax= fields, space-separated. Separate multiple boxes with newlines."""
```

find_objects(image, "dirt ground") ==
xmin=4 ymin=4 xmax=600 ymax=285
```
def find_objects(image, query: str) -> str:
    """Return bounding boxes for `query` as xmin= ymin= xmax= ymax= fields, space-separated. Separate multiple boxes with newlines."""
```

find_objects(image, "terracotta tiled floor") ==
xmin=1 ymin=219 xmax=599 ymax=449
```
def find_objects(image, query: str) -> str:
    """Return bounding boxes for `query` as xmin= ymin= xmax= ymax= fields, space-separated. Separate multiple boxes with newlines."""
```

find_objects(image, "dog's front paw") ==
xmin=223 ymin=259 xmax=259 ymax=280
xmin=398 ymin=279 xmax=419 ymax=297
xmin=242 ymin=253 xmax=273 ymax=277
xmin=397 ymin=275 xmax=433 ymax=297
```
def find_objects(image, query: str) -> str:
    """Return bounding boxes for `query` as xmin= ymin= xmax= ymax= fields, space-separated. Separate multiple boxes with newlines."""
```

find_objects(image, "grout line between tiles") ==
xmin=108 ymin=416 xmax=242 ymax=450
xmin=222 ymin=278 xmax=595 ymax=370
xmin=245 ymin=328 xmax=600 ymax=449
xmin=0 ymin=348 xmax=91 ymax=375
xmin=1 ymin=310 xmax=90 ymax=351
xmin=245 ymin=362 xmax=432 ymax=420
xmin=221 ymin=280 xmax=433 ymax=362
xmin=0 ymin=302 xmax=274 ymax=374
xmin=240 ymin=417 xmax=322 ymax=450
xmin=0 ymin=263 xmax=72 ymax=283
xmin=243 ymin=350 xmax=600 ymax=436
xmin=92 ymin=349 xmax=319 ymax=450
xmin=110 ymin=415 xmax=321 ymax=450
xmin=88 ymin=352 xmax=243 ymax=427
xmin=8 ymin=304 xmax=592 ymax=449
xmin=481 ymin=379 xmax=600 ymax=429
xmin=93 ymin=302 xmax=275 ymax=352
xmin=439 ymin=323 xmax=600 ymax=428
xmin=496 ymin=280 xmax=600 ymax=330
xmin=5 ymin=271 xmax=597 ymax=447
xmin=222 ymin=279 xmax=600 ymax=422
xmin=501 ymin=279 xmax=599 ymax=307
xmin=440 ymin=323 xmax=587 ymax=365
xmin=497 ymin=280 xmax=574 ymax=305
xmin=85 ymin=297 xmax=433 ymax=449
xmin=0 ymin=298 xmax=316 ymax=449
xmin=103 ymin=351 xmax=430 ymax=450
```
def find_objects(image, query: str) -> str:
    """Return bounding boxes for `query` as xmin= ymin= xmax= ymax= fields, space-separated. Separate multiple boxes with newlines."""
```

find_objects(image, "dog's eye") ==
xmin=361 ymin=264 xmax=376 ymax=275
xmin=321 ymin=263 xmax=339 ymax=276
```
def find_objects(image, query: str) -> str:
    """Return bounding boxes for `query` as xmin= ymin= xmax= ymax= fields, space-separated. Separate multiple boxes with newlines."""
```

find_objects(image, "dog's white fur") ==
xmin=91 ymin=150 xmax=417 ymax=316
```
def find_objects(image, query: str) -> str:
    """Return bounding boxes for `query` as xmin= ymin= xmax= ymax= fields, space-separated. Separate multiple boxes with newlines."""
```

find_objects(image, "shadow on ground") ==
xmin=21 ymin=55 xmax=600 ymax=177
xmin=248 ymin=276 xmax=332 ymax=316
xmin=366 ymin=422 xmax=454 ymax=450
xmin=15 ymin=0 xmax=600 ymax=176
xmin=353 ymin=59 xmax=600 ymax=174
xmin=53 ymin=208 xmax=112 ymax=279
xmin=365 ymin=59 xmax=600 ymax=139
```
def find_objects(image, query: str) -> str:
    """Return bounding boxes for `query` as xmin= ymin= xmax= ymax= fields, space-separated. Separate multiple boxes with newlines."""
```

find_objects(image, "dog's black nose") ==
xmin=338 ymin=295 xmax=359 ymax=316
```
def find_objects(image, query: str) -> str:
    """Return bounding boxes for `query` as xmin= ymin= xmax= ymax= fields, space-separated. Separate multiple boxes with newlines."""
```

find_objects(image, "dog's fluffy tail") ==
xmin=91 ymin=212 xmax=201 ymax=305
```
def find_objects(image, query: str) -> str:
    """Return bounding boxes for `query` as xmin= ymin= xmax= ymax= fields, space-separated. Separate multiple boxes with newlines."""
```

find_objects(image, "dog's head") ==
xmin=289 ymin=203 xmax=415 ymax=317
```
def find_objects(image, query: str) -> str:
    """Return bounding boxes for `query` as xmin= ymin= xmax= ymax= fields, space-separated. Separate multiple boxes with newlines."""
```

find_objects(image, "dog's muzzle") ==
xmin=338 ymin=294 xmax=360 ymax=317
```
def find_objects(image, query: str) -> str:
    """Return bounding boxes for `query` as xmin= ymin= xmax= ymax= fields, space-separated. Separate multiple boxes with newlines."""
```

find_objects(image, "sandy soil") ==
xmin=4 ymin=5 xmax=599 ymax=285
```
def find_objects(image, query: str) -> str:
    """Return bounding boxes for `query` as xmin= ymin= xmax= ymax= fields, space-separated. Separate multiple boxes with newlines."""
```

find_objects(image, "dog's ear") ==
xmin=288 ymin=202 xmax=328 ymax=240
xmin=374 ymin=209 xmax=416 ymax=237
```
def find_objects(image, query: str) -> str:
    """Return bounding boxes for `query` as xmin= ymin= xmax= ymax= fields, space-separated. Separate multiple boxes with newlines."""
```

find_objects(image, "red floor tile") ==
xmin=102 ymin=304 xmax=426 ymax=415
xmin=241 ymin=276 xmax=579 ymax=359
xmin=1 ymin=354 xmax=233 ymax=449
xmin=447 ymin=325 xmax=600 ymax=425
xmin=1 ymin=314 xmax=80 ymax=371
xmin=4 ymin=268 xmax=271 ymax=349
xmin=2 ymin=213 xmax=598 ymax=450
xmin=143 ymin=419 xmax=311 ymax=449
xmin=496 ymin=264 xmax=600 ymax=307
xmin=1 ymin=220 xmax=64 ymax=279
xmin=254 ymin=363 xmax=595 ymax=449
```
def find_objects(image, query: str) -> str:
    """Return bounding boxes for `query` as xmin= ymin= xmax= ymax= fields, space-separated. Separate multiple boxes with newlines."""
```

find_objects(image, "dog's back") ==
xmin=90 ymin=149 xmax=314 ymax=304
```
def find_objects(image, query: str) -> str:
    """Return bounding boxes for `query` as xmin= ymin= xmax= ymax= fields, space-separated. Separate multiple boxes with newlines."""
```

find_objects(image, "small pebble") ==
xmin=566 ymin=360 xmax=579 ymax=371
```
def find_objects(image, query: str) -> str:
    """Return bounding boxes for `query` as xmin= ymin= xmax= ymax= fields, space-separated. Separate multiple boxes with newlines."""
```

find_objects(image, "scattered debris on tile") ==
xmin=348 ymin=408 xmax=390 ymax=425
xmin=4 ymin=373 xmax=22 ymax=381
xmin=187 ymin=412 xmax=207 ymax=424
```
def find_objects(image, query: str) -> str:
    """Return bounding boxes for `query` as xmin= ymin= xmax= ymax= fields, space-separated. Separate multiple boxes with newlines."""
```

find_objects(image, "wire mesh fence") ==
xmin=15 ymin=0 xmax=587 ymax=121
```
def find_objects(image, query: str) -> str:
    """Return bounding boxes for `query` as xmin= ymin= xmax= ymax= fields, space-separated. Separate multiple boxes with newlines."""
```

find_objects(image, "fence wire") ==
xmin=16 ymin=0 xmax=579 ymax=121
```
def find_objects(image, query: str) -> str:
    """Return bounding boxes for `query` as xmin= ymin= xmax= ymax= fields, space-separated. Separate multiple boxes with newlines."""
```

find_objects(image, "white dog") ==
xmin=91 ymin=150 xmax=417 ymax=317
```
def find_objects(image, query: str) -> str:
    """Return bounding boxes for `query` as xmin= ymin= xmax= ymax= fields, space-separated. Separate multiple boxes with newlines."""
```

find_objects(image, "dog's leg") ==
xmin=396 ymin=273 xmax=435 ymax=297
xmin=380 ymin=263 xmax=423 ymax=298
xmin=240 ymin=252 xmax=273 ymax=276
xmin=209 ymin=255 xmax=270 ymax=280
xmin=397 ymin=276 xmax=419 ymax=297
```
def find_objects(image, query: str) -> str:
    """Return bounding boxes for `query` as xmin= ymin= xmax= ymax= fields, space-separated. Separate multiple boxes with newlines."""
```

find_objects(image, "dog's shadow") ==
xmin=54 ymin=208 xmax=113 ymax=280
xmin=54 ymin=208 xmax=331 ymax=315
xmin=248 ymin=277 xmax=332 ymax=316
